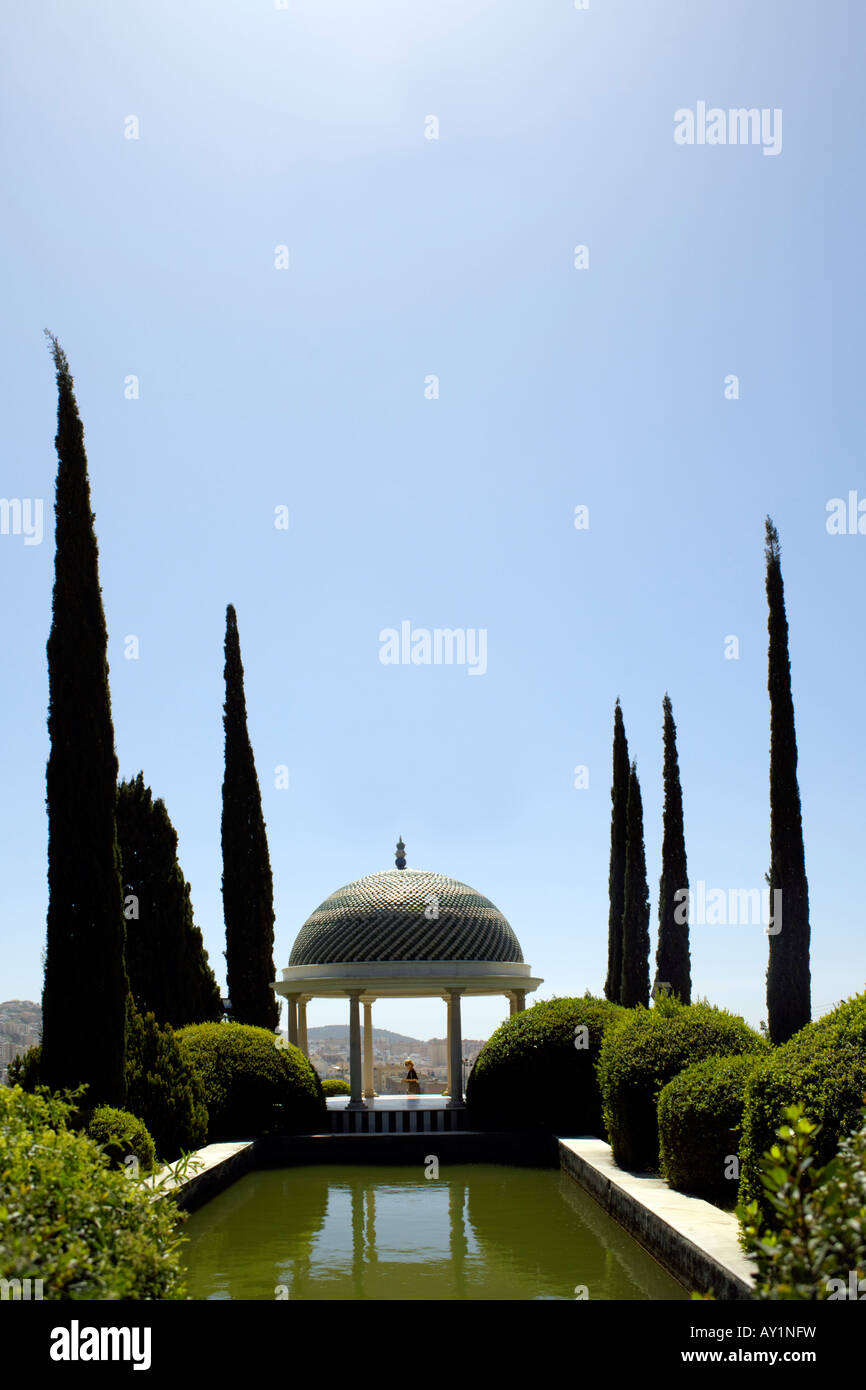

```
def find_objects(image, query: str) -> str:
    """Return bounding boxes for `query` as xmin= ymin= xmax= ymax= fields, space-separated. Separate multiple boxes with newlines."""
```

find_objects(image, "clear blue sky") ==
xmin=2 ymin=0 xmax=864 ymax=1042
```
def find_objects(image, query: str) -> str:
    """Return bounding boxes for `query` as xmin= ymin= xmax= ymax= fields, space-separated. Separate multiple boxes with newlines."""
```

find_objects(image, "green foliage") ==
xmin=41 ymin=336 xmax=128 ymax=1108
xmin=322 ymin=1078 xmax=351 ymax=1096
xmin=764 ymin=516 xmax=811 ymax=1044
xmin=655 ymin=694 xmax=691 ymax=1004
xmin=85 ymin=1106 xmax=157 ymax=1175
xmin=117 ymin=773 xmax=222 ymax=1028
xmin=9 ymin=1007 xmax=208 ymax=1165
xmin=125 ymin=998 xmax=208 ymax=1161
xmin=605 ymin=699 xmax=629 ymax=1004
xmin=620 ymin=763 xmax=650 ymax=1008
xmin=221 ymin=605 xmax=280 ymax=1030
xmin=658 ymin=1053 xmax=767 ymax=1205
xmin=739 ymin=990 xmax=866 ymax=1226
xmin=738 ymin=1103 xmax=866 ymax=1299
xmin=8 ymin=1044 xmax=42 ymax=1091
xmin=597 ymin=999 xmax=767 ymax=1171
xmin=466 ymin=996 xmax=627 ymax=1135
xmin=176 ymin=1022 xmax=326 ymax=1141
xmin=0 ymin=1085 xmax=188 ymax=1299
xmin=650 ymin=989 xmax=683 ymax=1019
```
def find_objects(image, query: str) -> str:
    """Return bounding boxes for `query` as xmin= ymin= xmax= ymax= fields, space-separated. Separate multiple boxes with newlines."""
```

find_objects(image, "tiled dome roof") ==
xmin=290 ymin=868 xmax=523 ymax=965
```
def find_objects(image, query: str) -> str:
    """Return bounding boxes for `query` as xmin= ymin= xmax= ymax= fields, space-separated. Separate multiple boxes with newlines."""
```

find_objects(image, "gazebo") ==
xmin=273 ymin=840 xmax=542 ymax=1109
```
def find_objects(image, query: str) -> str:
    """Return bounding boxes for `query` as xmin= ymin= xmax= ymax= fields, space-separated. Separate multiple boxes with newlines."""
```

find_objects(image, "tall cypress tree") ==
xmin=605 ymin=699 xmax=630 ymax=1003
xmin=221 ymin=604 xmax=279 ymax=1029
xmin=117 ymin=773 xmax=223 ymax=1028
xmin=41 ymin=335 xmax=128 ymax=1106
xmin=765 ymin=518 xmax=811 ymax=1043
xmin=655 ymin=694 xmax=691 ymax=1003
xmin=620 ymin=761 xmax=651 ymax=1009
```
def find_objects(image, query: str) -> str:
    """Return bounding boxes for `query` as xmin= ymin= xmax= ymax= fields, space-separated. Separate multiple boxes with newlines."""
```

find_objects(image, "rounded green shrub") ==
xmin=126 ymin=1000 xmax=208 ymax=1161
xmin=175 ymin=1022 xmax=326 ymax=1140
xmin=0 ymin=1086 xmax=188 ymax=1299
xmin=658 ymin=1053 xmax=767 ymax=1206
xmin=86 ymin=1106 xmax=157 ymax=1175
xmin=322 ymin=1078 xmax=351 ymax=1096
xmin=466 ymin=996 xmax=627 ymax=1135
xmin=597 ymin=999 xmax=767 ymax=1171
xmin=739 ymin=991 xmax=866 ymax=1227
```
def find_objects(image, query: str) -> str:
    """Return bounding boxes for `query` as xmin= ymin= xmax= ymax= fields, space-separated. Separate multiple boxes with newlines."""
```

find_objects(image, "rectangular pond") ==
xmin=180 ymin=1163 xmax=688 ymax=1300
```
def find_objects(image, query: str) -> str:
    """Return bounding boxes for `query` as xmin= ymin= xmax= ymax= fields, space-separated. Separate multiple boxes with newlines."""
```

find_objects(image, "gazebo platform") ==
xmin=324 ymin=1095 xmax=469 ymax=1133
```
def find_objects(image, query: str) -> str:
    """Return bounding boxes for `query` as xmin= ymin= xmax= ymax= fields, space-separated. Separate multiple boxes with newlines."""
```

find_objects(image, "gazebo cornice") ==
xmin=274 ymin=958 xmax=542 ymax=1000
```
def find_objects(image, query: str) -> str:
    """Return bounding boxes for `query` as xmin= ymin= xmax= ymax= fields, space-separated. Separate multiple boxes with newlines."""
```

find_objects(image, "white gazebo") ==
xmin=273 ymin=841 xmax=542 ymax=1109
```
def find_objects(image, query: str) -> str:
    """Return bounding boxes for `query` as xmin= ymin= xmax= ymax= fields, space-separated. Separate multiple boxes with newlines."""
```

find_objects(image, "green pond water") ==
xmin=180 ymin=1164 xmax=688 ymax=1301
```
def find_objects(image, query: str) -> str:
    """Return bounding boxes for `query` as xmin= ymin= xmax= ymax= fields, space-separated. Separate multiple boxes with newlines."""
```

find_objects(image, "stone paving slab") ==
xmin=148 ymin=1140 xmax=257 ymax=1212
xmin=559 ymin=1137 xmax=757 ymax=1300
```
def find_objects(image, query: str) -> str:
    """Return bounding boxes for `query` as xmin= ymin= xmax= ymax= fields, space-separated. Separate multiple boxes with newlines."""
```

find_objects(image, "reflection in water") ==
xmin=181 ymin=1165 xmax=688 ymax=1301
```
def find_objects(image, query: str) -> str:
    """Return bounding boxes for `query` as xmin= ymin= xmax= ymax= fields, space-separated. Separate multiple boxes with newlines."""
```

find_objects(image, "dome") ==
xmin=289 ymin=867 xmax=524 ymax=966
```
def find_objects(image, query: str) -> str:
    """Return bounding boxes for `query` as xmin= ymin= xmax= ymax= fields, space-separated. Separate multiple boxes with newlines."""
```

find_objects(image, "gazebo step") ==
xmin=328 ymin=1108 xmax=468 ymax=1134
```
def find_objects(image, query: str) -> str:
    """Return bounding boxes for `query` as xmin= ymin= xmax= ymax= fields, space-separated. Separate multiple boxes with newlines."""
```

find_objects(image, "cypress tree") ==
xmin=620 ymin=761 xmax=651 ymax=1009
xmin=117 ymin=774 xmax=223 ymax=1027
xmin=655 ymin=694 xmax=691 ymax=1003
xmin=41 ymin=335 xmax=128 ymax=1106
xmin=221 ymin=604 xmax=280 ymax=1030
xmin=605 ymin=699 xmax=629 ymax=1003
xmin=765 ymin=517 xmax=811 ymax=1043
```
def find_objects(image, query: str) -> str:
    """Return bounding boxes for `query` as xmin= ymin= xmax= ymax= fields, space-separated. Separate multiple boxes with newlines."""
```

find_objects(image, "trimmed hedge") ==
xmin=739 ymin=991 xmax=866 ymax=1227
xmin=126 ymin=1001 xmax=208 ymax=1161
xmin=466 ymin=996 xmax=627 ymax=1135
xmin=322 ymin=1078 xmax=351 ymax=1096
xmin=597 ymin=999 xmax=767 ymax=1171
xmin=86 ymin=1106 xmax=157 ymax=1175
xmin=175 ymin=1022 xmax=326 ymax=1140
xmin=0 ymin=1086 xmax=188 ymax=1299
xmin=658 ymin=1053 xmax=767 ymax=1206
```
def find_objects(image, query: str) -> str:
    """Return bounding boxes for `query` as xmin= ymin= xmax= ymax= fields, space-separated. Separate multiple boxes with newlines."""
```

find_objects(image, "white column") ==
xmin=363 ymin=998 xmax=376 ymax=1099
xmin=287 ymin=995 xmax=299 ymax=1047
xmin=447 ymin=989 xmax=465 ymax=1108
xmin=513 ymin=990 xmax=526 ymax=1013
xmin=298 ymin=998 xmax=308 ymax=1057
xmin=445 ymin=996 xmax=453 ymax=1096
xmin=347 ymin=992 xmax=365 ymax=1108
xmin=508 ymin=992 xmax=517 ymax=1016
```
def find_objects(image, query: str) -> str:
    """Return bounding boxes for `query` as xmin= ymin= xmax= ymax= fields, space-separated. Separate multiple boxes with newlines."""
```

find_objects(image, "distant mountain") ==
xmin=304 ymin=1025 xmax=486 ymax=1048
xmin=306 ymin=1025 xmax=422 ymax=1047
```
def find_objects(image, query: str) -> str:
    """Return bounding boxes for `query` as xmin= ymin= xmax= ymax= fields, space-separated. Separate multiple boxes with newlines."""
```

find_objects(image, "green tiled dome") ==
xmin=290 ymin=868 xmax=524 ymax=965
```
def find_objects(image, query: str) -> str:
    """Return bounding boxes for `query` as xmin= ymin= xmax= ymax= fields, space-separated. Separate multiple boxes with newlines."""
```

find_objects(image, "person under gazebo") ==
xmin=403 ymin=1059 xmax=420 ymax=1095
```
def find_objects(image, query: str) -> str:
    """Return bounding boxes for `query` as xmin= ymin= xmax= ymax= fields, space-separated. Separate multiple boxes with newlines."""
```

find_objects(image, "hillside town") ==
xmin=0 ymin=1003 xmax=484 ymax=1096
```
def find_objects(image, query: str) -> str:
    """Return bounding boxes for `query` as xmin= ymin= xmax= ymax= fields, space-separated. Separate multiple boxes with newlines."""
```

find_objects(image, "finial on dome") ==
xmin=396 ymin=836 xmax=406 ymax=870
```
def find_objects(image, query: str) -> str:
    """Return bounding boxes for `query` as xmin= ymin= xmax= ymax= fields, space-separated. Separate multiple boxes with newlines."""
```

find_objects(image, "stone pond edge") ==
xmin=153 ymin=1130 xmax=757 ymax=1299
